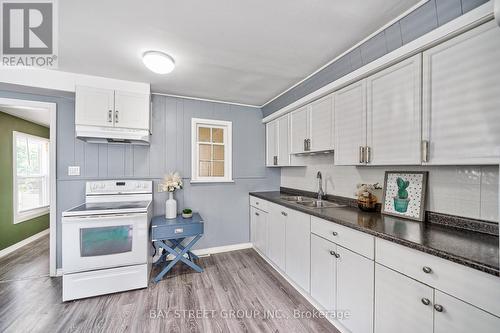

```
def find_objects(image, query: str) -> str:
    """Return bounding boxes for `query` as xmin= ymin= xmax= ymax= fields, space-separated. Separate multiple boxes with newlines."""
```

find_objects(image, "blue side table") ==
xmin=151 ymin=213 xmax=204 ymax=283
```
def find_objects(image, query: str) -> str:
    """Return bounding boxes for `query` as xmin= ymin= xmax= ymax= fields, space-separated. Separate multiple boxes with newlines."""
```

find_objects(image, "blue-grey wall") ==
xmin=0 ymin=84 xmax=280 ymax=268
xmin=262 ymin=0 xmax=488 ymax=117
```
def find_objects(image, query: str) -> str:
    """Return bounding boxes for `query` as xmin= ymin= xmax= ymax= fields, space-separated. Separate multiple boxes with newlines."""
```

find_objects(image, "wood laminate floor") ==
xmin=0 ymin=235 xmax=338 ymax=333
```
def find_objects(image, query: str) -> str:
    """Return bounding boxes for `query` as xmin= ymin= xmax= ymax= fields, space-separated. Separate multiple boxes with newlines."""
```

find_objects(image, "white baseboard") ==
xmin=252 ymin=245 xmax=349 ymax=333
xmin=192 ymin=242 xmax=253 ymax=257
xmin=0 ymin=229 xmax=49 ymax=258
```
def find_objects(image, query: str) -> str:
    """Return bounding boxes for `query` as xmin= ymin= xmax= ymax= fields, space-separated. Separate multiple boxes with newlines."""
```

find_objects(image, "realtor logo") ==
xmin=1 ymin=0 xmax=57 ymax=67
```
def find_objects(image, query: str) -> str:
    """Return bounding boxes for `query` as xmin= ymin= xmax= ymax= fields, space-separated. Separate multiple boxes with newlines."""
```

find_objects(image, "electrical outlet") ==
xmin=68 ymin=166 xmax=80 ymax=176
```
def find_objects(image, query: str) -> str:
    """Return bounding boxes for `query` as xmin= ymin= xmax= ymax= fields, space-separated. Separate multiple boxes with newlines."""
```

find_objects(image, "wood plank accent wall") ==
xmin=262 ymin=0 xmax=488 ymax=117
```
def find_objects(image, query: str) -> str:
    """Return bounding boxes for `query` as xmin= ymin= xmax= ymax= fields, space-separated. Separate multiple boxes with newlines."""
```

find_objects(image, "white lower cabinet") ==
xmin=311 ymin=234 xmax=374 ymax=333
xmin=375 ymin=264 xmax=500 ymax=333
xmin=375 ymin=264 xmax=434 ymax=333
xmin=311 ymin=234 xmax=336 ymax=311
xmin=285 ymin=209 xmax=310 ymax=292
xmin=250 ymin=206 xmax=267 ymax=255
xmin=434 ymin=290 xmax=500 ymax=333
xmin=251 ymin=197 xmax=500 ymax=333
xmin=336 ymin=246 xmax=374 ymax=333
xmin=267 ymin=203 xmax=286 ymax=271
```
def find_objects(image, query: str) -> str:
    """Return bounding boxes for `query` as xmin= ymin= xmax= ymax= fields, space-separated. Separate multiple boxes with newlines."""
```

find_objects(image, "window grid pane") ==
xmin=14 ymin=133 xmax=50 ymax=215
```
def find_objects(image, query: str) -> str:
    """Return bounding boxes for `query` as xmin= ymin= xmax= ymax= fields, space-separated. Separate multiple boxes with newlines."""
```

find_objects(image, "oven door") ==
xmin=62 ymin=213 xmax=148 ymax=274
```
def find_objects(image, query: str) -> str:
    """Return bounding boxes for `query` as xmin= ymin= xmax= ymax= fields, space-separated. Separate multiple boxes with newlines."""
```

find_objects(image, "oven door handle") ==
xmin=63 ymin=213 xmax=146 ymax=221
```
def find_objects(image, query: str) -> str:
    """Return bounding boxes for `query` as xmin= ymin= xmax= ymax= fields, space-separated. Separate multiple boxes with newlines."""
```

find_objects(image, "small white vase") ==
xmin=165 ymin=192 xmax=177 ymax=219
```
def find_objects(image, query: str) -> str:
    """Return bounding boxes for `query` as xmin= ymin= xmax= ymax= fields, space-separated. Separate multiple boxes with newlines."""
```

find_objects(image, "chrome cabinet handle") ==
xmin=422 ymin=140 xmax=429 ymax=163
xmin=255 ymin=212 xmax=259 ymax=216
xmin=366 ymin=146 xmax=371 ymax=163
xmin=434 ymin=304 xmax=444 ymax=312
xmin=255 ymin=202 xmax=259 ymax=205
xmin=422 ymin=266 xmax=432 ymax=274
xmin=273 ymin=155 xmax=278 ymax=166
xmin=281 ymin=211 xmax=288 ymax=216
xmin=115 ymin=110 xmax=119 ymax=123
xmin=332 ymin=231 xmax=338 ymax=236
xmin=108 ymin=110 xmax=113 ymax=123
xmin=304 ymin=139 xmax=308 ymax=152
xmin=329 ymin=250 xmax=340 ymax=258
xmin=307 ymin=139 xmax=311 ymax=151
xmin=421 ymin=298 xmax=431 ymax=306
xmin=359 ymin=146 xmax=365 ymax=163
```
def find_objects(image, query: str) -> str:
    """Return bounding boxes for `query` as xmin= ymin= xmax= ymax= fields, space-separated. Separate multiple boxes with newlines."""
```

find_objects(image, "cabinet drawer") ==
xmin=152 ymin=223 xmax=203 ymax=240
xmin=311 ymin=216 xmax=374 ymax=259
xmin=376 ymin=238 xmax=500 ymax=317
xmin=249 ymin=196 xmax=269 ymax=212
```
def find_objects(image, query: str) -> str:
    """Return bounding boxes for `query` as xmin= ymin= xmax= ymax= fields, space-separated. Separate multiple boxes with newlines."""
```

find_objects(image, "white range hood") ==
xmin=76 ymin=125 xmax=150 ymax=145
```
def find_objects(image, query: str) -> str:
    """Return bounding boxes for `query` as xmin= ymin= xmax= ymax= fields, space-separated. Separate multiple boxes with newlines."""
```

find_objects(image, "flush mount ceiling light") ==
xmin=142 ymin=51 xmax=175 ymax=74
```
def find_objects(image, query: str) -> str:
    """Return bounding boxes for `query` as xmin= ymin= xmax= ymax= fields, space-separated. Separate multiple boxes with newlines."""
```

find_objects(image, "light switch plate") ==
xmin=68 ymin=166 xmax=80 ymax=176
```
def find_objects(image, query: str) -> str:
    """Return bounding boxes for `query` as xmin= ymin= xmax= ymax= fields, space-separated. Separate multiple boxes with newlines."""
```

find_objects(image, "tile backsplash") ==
xmin=281 ymin=155 xmax=498 ymax=222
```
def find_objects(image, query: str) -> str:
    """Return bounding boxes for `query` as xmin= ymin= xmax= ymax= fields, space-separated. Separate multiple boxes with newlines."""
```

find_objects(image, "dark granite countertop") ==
xmin=250 ymin=191 xmax=500 ymax=277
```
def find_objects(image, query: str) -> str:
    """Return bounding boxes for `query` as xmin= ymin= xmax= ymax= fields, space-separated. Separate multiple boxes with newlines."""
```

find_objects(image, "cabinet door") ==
xmin=367 ymin=54 xmax=421 ymax=165
xmin=336 ymin=246 xmax=374 ymax=333
xmin=75 ymin=86 xmax=115 ymax=127
xmin=267 ymin=204 xmax=286 ymax=271
xmin=310 ymin=234 xmax=336 ymax=311
xmin=285 ymin=209 xmax=310 ymax=292
xmin=114 ymin=91 xmax=150 ymax=130
xmin=334 ymin=80 xmax=367 ymax=165
xmin=434 ymin=290 xmax=500 ymax=333
xmin=252 ymin=208 xmax=267 ymax=255
xmin=309 ymin=94 xmax=333 ymax=152
xmin=374 ymin=264 xmax=433 ymax=333
xmin=277 ymin=115 xmax=290 ymax=166
xmin=290 ymin=106 xmax=309 ymax=153
xmin=422 ymin=21 xmax=500 ymax=165
xmin=266 ymin=120 xmax=278 ymax=166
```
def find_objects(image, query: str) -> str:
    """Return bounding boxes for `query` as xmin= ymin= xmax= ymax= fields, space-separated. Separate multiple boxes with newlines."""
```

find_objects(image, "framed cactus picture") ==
xmin=381 ymin=171 xmax=428 ymax=221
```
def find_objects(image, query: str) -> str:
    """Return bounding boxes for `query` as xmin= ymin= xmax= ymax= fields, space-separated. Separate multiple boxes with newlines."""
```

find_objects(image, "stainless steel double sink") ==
xmin=281 ymin=196 xmax=347 ymax=209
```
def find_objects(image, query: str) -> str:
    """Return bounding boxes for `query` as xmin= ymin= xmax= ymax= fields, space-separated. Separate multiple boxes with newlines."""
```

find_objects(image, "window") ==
xmin=13 ymin=131 xmax=50 ymax=224
xmin=191 ymin=118 xmax=232 ymax=183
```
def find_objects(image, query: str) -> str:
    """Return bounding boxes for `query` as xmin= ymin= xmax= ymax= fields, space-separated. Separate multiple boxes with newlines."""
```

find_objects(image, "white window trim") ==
xmin=12 ymin=131 xmax=50 ymax=224
xmin=191 ymin=118 xmax=233 ymax=183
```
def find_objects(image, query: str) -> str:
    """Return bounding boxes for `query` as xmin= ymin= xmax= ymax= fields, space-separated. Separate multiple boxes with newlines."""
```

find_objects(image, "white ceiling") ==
xmin=0 ymin=105 xmax=51 ymax=127
xmin=59 ymin=0 xmax=420 ymax=106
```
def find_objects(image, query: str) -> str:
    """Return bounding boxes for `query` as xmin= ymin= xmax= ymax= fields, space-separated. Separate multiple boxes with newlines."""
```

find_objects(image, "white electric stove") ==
xmin=62 ymin=180 xmax=153 ymax=301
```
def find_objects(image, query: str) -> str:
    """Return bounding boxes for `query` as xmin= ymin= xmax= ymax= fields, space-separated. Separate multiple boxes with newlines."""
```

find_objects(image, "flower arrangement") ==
xmin=355 ymin=183 xmax=382 ymax=212
xmin=354 ymin=183 xmax=382 ymax=198
xmin=158 ymin=172 xmax=183 ymax=193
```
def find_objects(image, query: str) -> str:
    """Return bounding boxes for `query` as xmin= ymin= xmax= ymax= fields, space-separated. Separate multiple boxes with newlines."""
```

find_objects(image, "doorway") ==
xmin=0 ymin=98 xmax=57 ymax=277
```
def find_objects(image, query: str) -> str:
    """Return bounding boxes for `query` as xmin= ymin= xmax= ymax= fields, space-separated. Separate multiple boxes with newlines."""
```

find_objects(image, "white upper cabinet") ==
xmin=366 ymin=54 xmax=422 ymax=165
xmin=266 ymin=115 xmax=293 ymax=167
xmin=277 ymin=115 xmax=290 ymax=166
xmin=290 ymin=95 xmax=334 ymax=154
xmin=75 ymin=86 xmax=150 ymax=131
xmin=290 ymin=106 xmax=309 ymax=153
xmin=422 ymin=20 xmax=500 ymax=165
xmin=374 ymin=264 xmax=434 ymax=333
xmin=114 ymin=91 xmax=150 ymax=130
xmin=266 ymin=120 xmax=278 ymax=166
xmin=75 ymin=86 xmax=115 ymax=127
xmin=309 ymin=94 xmax=334 ymax=152
xmin=334 ymin=80 xmax=366 ymax=165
